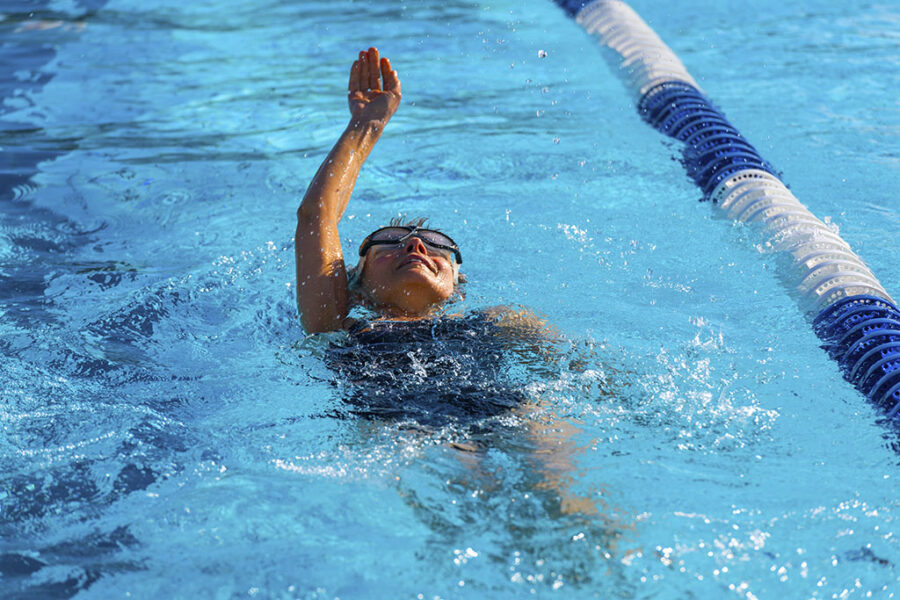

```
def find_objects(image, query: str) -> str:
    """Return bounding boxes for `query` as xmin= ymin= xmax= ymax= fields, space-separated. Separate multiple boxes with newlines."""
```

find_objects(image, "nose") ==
xmin=404 ymin=235 xmax=428 ymax=255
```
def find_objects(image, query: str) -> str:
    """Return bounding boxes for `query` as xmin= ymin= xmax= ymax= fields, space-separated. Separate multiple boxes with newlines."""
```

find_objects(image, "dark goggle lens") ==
xmin=368 ymin=227 xmax=413 ymax=243
xmin=360 ymin=227 xmax=462 ymax=263
xmin=414 ymin=230 xmax=456 ymax=248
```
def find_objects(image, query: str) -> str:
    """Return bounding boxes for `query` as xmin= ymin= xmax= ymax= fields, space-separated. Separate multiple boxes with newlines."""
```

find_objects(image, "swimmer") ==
xmin=296 ymin=48 xmax=613 ymax=519
xmin=296 ymin=47 xmax=455 ymax=332
xmin=296 ymin=47 xmax=550 ymax=338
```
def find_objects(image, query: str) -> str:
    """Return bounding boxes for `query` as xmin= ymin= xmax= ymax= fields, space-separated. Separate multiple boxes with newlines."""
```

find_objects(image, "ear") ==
xmin=346 ymin=264 xmax=360 ymax=287
xmin=348 ymin=287 xmax=374 ymax=309
xmin=449 ymin=282 xmax=466 ymax=304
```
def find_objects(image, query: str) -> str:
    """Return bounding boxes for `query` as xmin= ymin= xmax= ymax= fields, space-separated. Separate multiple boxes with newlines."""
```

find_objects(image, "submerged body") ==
xmin=326 ymin=313 xmax=529 ymax=427
xmin=295 ymin=49 xmax=604 ymax=514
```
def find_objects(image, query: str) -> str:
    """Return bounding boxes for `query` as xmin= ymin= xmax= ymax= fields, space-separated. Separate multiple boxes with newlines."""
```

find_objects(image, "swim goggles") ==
xmin=358 ymin=226 xmax=463 ymax=265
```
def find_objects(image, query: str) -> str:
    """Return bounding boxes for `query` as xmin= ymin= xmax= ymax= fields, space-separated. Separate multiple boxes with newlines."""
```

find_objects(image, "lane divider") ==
xmin=552 ymin=0 xmax=900 ymax=416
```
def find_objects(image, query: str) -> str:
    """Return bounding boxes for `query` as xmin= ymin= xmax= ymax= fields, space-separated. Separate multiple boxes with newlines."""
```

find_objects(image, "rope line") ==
xmin=552 ymin=0 xmax=900 ymax=414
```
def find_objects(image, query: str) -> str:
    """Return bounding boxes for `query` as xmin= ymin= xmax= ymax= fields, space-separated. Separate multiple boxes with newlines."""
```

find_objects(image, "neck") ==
xmin=375 ymin=301 xmax=442 ymax=320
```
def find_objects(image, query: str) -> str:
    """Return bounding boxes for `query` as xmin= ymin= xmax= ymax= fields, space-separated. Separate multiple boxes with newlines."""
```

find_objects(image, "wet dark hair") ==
xmin=389 ymin=216 xmax=429 ymax=229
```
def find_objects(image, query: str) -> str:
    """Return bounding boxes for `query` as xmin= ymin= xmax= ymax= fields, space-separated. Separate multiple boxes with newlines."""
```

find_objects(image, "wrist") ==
xmin=347 ymin=118 xmax=385 ymax=138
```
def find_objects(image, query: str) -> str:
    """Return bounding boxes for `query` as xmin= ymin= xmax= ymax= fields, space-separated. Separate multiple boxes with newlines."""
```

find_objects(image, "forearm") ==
xmin=297 ymin=119 xmax=384 ymax=224
xmin=524 ymin=408 xmax=600 ymax=516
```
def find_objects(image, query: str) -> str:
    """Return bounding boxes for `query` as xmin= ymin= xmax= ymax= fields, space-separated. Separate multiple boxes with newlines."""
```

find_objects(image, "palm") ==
xmin=347 ymin=48 xmax=401 ymax=126
xmin=349 ymin=89 xmax=399 ymax=123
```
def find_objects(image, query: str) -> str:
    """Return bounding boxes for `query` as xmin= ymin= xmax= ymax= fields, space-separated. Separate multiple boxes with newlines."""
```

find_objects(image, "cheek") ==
xmin=369 ymin=249 xmax=396 ymax=263
xmin=437 ymin=262 xmax=457 ymax=290
xmin=362 ymin=254 xmax=396 ymax=282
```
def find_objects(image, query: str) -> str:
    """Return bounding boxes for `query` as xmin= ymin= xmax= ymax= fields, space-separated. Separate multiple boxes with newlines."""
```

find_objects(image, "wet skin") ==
xmin=295 ymin=47 xmax=405 ymax=333
xmin=359 ymin=235 xmax=456 ymax=317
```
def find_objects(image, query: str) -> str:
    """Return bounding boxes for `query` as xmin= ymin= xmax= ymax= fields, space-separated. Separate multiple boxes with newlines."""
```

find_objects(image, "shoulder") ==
xmin=479 ymin=305 xmax=559 ymax=340
xmin=341 ymin=316 xmax=364 ymax=332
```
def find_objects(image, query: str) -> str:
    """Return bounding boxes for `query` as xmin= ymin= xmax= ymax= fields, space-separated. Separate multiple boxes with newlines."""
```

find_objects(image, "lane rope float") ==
xmin=552 ymin=0 xmax=900 ymax=417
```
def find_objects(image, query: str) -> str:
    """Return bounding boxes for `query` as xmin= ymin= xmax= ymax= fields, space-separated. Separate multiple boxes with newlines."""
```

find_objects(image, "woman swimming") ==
xmin=295 ymin=47 xmax=552 ymax=336
xmin=295 ymin=48 xmax=615 ymax=518
xmin=294 ymin=46 xmax=562 ymax=415
xmin=295 ymin=47 xmax=461 ymax=332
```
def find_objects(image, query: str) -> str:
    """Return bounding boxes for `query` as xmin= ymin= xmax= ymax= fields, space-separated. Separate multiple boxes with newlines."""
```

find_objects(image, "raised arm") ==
xmin=295 ymin=47 xmax=402 ymax=333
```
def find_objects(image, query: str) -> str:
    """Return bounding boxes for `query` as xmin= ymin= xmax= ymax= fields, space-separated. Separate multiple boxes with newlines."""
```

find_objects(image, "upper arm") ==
xmin=292 ymin=122 xmax=382 ymax=333
xmin=295 ymin=208 xmax=350 ymax=333
xmin=481 ymin=305 xmax=568 ymax=374
xmin=484 ymin=305 xmax=560 ymax=341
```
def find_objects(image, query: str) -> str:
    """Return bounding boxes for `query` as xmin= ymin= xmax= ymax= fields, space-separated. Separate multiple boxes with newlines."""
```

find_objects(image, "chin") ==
xmin=382 ymin=286 xmax=452 ymax=311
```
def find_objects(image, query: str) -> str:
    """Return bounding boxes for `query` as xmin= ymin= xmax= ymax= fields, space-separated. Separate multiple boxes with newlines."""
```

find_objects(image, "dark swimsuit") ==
xmin=324 ymin=313 xmax=528 ymax=427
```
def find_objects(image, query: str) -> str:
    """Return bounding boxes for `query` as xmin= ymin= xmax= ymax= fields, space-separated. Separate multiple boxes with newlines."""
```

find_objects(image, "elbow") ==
xmin=295 ymin=205 xmax=326 ymax=244
xmin=299 ymin=311 xmax=341 ymax=335
xmin=296 ymin=203 xmax=319 ymax=226
xmin=297 ymin=289 xmax=346 ymax=334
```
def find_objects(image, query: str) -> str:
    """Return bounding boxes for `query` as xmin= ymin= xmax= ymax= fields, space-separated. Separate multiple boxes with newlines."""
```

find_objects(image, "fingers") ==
xmin=366 ymin=47 xmax=380 ymax=91
xmin=349 ymin=47 xmax=399 ymax=94
xmin=358 ymin=49 xmax=370 ymax=92
xmin=348 ymin=52 xmax=363 ymax=92
xmin=380 ymin=57 xmax=401 ymax=95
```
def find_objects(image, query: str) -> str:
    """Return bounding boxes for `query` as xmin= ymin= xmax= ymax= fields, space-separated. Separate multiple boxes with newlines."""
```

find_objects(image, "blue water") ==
xmin=2 ymin=0 xmax=898 ymax=597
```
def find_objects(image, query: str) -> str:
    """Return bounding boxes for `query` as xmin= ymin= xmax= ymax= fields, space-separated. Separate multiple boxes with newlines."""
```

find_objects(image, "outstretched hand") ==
xmin=348 ymin=47 xmax=401 ymax=128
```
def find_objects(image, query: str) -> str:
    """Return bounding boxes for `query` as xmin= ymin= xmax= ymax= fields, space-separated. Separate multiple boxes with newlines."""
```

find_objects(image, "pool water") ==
xmin=1 ymin=0 xmax=898 ymax=597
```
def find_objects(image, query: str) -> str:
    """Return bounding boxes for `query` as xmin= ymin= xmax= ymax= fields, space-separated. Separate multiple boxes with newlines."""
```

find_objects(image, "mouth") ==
xmin=398 ymin=254 xmax=436 ymax=274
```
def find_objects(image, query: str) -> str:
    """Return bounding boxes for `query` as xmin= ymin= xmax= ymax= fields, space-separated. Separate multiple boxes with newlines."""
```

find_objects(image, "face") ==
xmin=358 ymin=234 xmax=457 ymax=316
